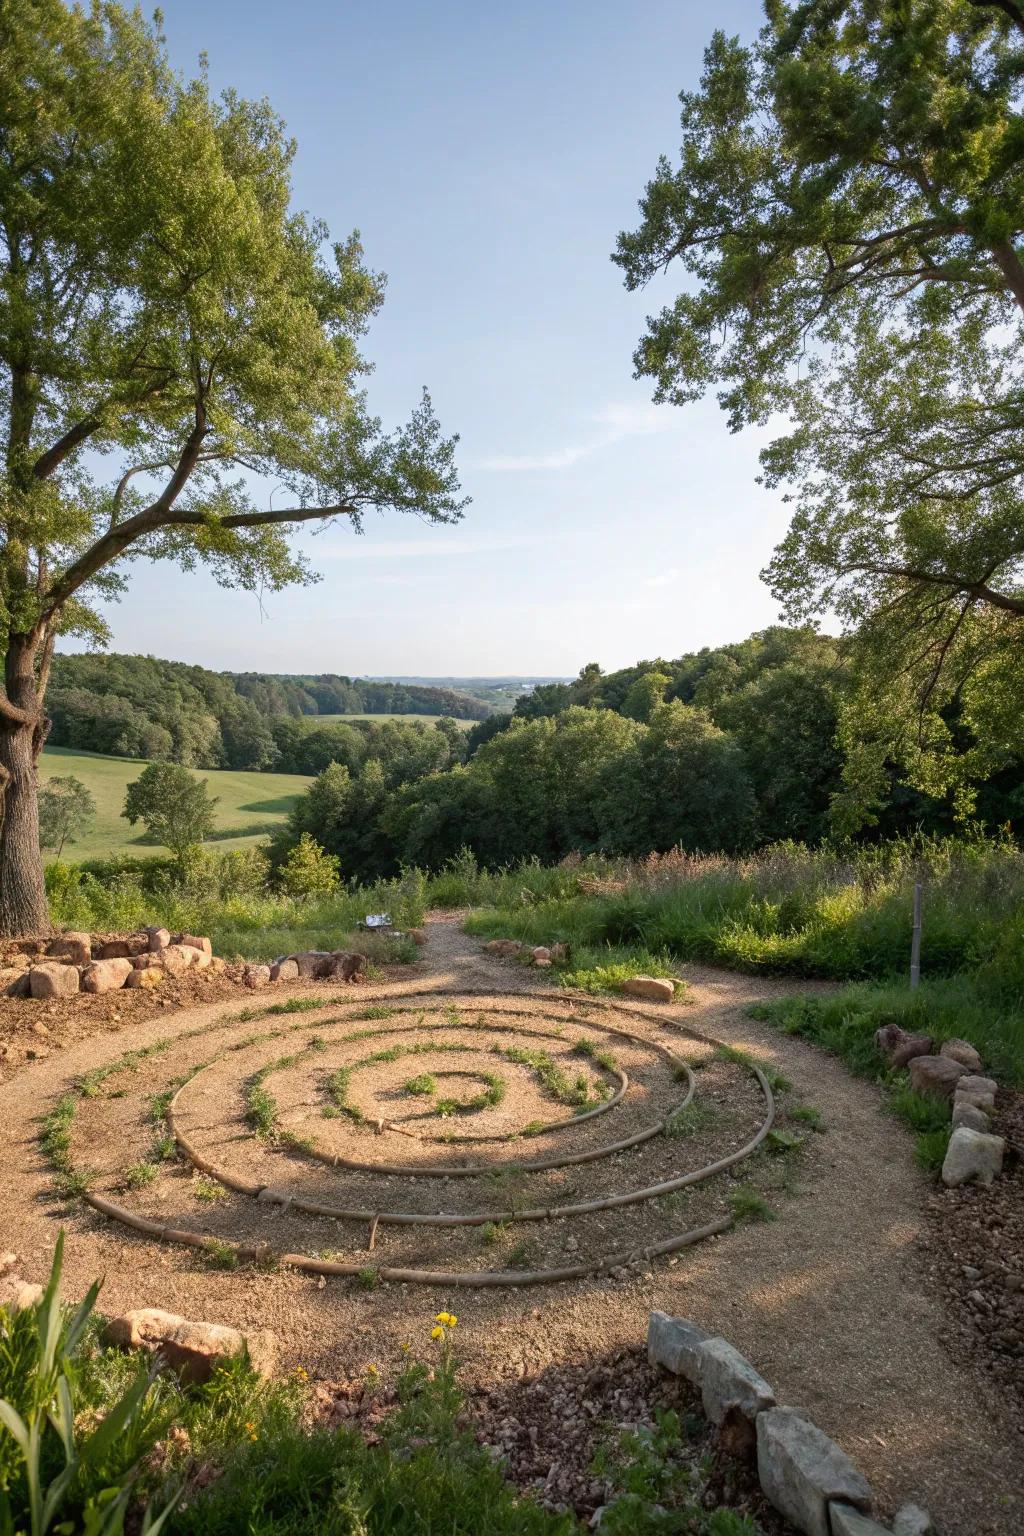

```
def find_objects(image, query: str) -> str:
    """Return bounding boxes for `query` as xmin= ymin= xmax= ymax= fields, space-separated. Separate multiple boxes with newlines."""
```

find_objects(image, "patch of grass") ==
xmin=727 ymin=1186 xmax=777 ymax=1224
xmin=765 ymin=1128 xmax=804 ymax=1155
xmin=787 ymin=1103 xmax=825 ymax=1132
xmin=245 ymin=1081 xmax=278 ymax=1139
xmin=915 ymin=1128 xmax=952 ymax=1174
xmin=151 ymin=1133 xmax=177 ymax=1161
xmin=204 ymin=1239 xmax=239 ymax=1270
xmin=664 ymin=1101 xmax=716 ymax=1139
xmin=404 ymin=1073 xmax=437 ymax=1096
xmin=357 ymin=1267 xmax=380 ymax=1290
xmin=480 ymin=1221 xmax=505 ymax=1245
xmin=193 ymin=1177 xmax=228 ymax=1203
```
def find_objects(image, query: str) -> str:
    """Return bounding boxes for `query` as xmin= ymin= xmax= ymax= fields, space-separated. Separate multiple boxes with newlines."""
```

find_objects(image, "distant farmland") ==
xmin=39 ymin=747 xmax=312 ymax=862
xmin=314 ymin=712 xmax=476 ymax=728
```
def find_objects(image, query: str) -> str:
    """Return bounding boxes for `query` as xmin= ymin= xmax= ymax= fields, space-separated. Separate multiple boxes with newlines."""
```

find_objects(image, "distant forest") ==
xmin=46 ymin=654 xmax=489 ymax=775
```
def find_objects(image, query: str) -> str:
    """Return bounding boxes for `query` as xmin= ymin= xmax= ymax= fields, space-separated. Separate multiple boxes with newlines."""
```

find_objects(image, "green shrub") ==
xmin=276 ymin=834 xmax=341 ymax=898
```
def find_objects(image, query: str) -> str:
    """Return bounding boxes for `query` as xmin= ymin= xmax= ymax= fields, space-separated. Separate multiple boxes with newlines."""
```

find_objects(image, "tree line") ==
xmin=45 ymin=654 xmax=486 ymax=772
xmin=273 ymin=627 xmax=1024 ymax=884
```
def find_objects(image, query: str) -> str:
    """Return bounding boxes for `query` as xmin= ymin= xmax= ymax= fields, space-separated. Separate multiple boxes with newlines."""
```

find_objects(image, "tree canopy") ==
xmin=0 ymin=0 xmax=465 ymax=933
xmin=615 ymin=0 xmax=1024 ymax=819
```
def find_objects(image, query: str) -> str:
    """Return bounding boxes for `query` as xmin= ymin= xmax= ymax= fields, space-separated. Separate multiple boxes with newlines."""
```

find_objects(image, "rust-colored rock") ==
xmin=909 ymin=1054 xmax=968 ymax=1100
xmin=47 ymin=931 xmax=91 ymax=967
xmin=177 ymin=934 xmax=212 ymax=957
xmin=409 ymin=928 xmax=427 ymax=946
xmin=124 ymin=967 xmax=164 ymax=989
xmin=146 ymin=927 xmax=171 ymax=952
xmin=0 ymin=1274 xmax=43 ymax=1313
xmin=97 ymin=940 xmax=132 ymax=960
xmin=620 ymin=976 xmax=675 ymax=1003
xmin=244 ymin=964 xmax=272 ymax=989
xmin=160 ymin=944 xmax=201 ymax=977
xmin=82 ymin=958 xmax=134 ymax=994
xmin=29 ymin=962 xmax=80 ymax=1000
xmin=484 ymin=939 xmax=522 ymax=957
xmin=0 ymin=967 xmax=30 ymax=998
xmin=103 ymin=1307 xmax=278 ymax=1382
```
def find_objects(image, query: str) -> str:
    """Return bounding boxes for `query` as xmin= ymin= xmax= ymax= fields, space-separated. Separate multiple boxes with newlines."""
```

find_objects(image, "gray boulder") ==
xmin=697 ymin=1337 xmax=775 ymax=1425
xmin=908 ymin=1055 xmax=967 ymax=1100
xmin=646 ymin=1311 xmax=711 ymax=1384
xmin=941 ymin=1126 xmax=1004 ymax=1188
xmin=829 ymin=1504 xmax=892 ymax=1536
xmin=958 ymin=1073 xmax=997 ymax=1097
xmin=951 ymin=1099 xmax=989 ymax=1133
xmin=939 ymin=1038 xmax=982 ymax=1072
xmin=892 ymin=1504 xmax=935 ymax=1536
xmin=270 ymin=957 xmax=300 ymax=982
xmin=757 ymin=1407 xmax=871 ymax=1536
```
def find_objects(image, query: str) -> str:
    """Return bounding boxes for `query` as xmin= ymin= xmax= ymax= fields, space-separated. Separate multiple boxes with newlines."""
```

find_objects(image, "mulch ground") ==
xmin=917 ymin=1085 xmax=1024 ymax=1421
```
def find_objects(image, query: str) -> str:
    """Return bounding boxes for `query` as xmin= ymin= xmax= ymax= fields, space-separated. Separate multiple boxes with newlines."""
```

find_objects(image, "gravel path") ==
xmin=1 ymin=915 xmax=1020 ymax=1534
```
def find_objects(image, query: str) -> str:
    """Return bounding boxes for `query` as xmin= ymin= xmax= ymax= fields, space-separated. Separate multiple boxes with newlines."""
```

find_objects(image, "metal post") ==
xmin=910 ymin=880 xmax=922 ymax=990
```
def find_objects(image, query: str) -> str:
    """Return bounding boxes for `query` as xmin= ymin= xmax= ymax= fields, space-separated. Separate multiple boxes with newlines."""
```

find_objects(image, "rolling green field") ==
xmin=314 ymin=712 xmax=476 ymax=727
xmin=39 ymin=747 xmax=312 ymax=861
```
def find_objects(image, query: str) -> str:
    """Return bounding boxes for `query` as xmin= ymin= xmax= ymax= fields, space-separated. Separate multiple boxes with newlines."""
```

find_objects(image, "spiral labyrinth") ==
xmin=58 ymin=991 xmax=776 ymax=1286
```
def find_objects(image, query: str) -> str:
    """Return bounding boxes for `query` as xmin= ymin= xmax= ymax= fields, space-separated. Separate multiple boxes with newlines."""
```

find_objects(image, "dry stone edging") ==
xmin=102 ymin=1305 xmax=278 ymax=1383
xmin=647 ymin=1310 xmax=931 ymax=1536
xmin=10 ymin=927 xmax=372 ymax=1004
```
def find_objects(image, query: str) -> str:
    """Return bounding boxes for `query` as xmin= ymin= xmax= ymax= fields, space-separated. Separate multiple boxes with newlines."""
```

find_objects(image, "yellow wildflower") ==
xmin=435 ymin=1312 xmax=451 ymax=1324
xmin=400 ymin=1341 xmax=411 ymax=1353
xmin=448 ymin=1315 xmax=458 ymax=1327
xmin=293 ymin=1365 xmax=309 ymax=1380
xmin=431 ymin=1325 xmax=444 ymax=1340
xmin=367 ymin=1363 xmax=378 ymax=1375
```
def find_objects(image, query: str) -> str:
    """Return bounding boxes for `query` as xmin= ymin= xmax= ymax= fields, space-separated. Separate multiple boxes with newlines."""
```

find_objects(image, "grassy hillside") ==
xmin=315 ymin=712 xmax=475 ymax=727
xmin=40 ymin=747 xmax=311 ymax=861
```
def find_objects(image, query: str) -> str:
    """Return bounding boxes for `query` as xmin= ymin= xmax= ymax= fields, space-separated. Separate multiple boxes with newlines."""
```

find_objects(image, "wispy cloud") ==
xmin=645 ymin=567 xmax=679 ymax=588
xmin=478 ymin=401 xmax=675 ymax=473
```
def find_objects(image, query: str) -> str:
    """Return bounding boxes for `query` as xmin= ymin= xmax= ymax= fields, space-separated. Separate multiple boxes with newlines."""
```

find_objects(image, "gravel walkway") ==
xmin=0 ymin=915 xmax=1020 ymax=1534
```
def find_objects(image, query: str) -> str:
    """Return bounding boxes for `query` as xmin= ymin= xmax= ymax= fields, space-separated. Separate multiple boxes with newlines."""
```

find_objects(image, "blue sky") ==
xmin=87 ymin=0 xmax=787 ymax=677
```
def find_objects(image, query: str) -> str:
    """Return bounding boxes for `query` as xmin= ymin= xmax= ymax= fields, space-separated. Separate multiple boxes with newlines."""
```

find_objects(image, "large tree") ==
xmin=615 ymin=0 xmax=1024 ymax=821
xmin=0 ymin=2 xmax=465 ymax=934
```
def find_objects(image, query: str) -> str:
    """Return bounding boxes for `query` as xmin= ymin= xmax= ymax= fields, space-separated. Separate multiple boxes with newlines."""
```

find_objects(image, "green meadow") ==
xmin=39 ymin=747 xmax=312 ymax=862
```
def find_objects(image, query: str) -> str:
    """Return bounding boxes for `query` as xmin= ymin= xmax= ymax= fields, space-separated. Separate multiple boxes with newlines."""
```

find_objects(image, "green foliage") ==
xmin=403 ymin=1073 xmax=437 ymax=1097
xmin=0 ymin=1234 xmax=178 ymax=1535
xmin=664 ymin=1102 xmax=716 ymax=1139
xmin=36 ymin=776 xmax=96 ymax=861
xmin=276 ymin=834 xmax=340 ymax=898
xmin=123 ymin=764 xmax=218 ymax=864
xmin=616 ymin=5 xmax=1024 ymax=816
xmin=727 ymin=1187 xmax=776 ymax=1225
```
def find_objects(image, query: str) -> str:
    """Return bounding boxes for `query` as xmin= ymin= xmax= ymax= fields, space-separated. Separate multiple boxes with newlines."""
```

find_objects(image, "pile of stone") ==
xmin=483 ymin=938 xmax=568 ymax=969
xmin=1 ymin=928 xmax=224 ymax=999
xmin=648 ymin=1310 xmax=934 ymax=1536
xmin=242 ymin=948 xmax=369 ymax=990
xmin=1 ymin=929 xmax=375 ymax=1002
xmin=875 ymin=1027 xmax=1005 ymax=1189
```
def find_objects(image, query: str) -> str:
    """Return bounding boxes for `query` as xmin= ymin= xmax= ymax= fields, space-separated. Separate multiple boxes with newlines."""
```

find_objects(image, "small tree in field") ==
xmin=277 ymin=832 xmax=341 ymax=898
xmin=37 ymin=775 xmax=96 ymax=861
xmin=123 ymin=763 xmax=217 ymax=866
xmin=0 ymin=2 xmax=465 ymax=935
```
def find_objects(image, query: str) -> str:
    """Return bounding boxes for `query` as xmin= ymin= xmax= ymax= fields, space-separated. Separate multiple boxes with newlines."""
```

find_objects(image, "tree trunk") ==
xmin=0 ymin=717 xmax=50 ymax=935
xmin=0 ymin=630 xmax=51 ymax=937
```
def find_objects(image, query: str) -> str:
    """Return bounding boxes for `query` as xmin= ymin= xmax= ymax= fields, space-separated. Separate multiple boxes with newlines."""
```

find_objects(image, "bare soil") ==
xmin=0 ymin=915 xmax=1020 ymax=1535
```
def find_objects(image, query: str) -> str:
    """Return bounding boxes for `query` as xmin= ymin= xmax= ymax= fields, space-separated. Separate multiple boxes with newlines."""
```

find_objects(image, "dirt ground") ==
xmin=1 ymin=916 xmax=1021 ymax=1535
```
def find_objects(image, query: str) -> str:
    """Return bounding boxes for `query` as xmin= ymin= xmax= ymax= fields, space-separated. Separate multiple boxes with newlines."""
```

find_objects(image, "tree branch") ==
xmin=847 ymin=561 xmax=1024 ymax=615
xmin=968 ymin=0 xmax=1024 ymax=42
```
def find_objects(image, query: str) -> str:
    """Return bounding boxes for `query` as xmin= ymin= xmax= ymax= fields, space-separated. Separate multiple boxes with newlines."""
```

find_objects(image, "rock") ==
xmin=81 ymin=958 xmax=133 ymax=994
xmin=697 ymin=1337 xmax=775 ymax=1426
xmin=29 ymin=962 xmax=80 ymax=1000
xmin=328 ymin=951 xmax=367 ymax=982
xmin=0 ymin=967 xmax=31 ymax=998
xmin=954 ymin=1088 xmax=995 ymax=1114
xmin=97 ymin=940 xmax=132 ymax=960
xmin=908 ymin=1054 xmax=968 ymax=1100
xmin=146 ymin=927 xmax=171 ymax=952
xmin=951 ymin=1099 xmax=989 ymax=1133
xmin=0 ymin=1254 xmax=17 ymax=1277
xmin=160 ymin=944 xmax=201 ymax=977
xmin=941 ymin=1126 xmax=1005 ymax=1188
xmin=619 ymin=976 xmax=675 ymax=1003
xmin=957 ymin=1073 xmax=997 ymax=1098
xmin=647 ymin=1312 xmax=711 ymax=1384
xmin=939 ymin=1038 xmax=982 ymax=1072
xmin=829 ymin=1504 xmax=891 ymax=1536
xmin=103 ymin=1308 xmax=278 ymax=1383
xmin=890 ymin=1034 xmax=934 ymax=1069
xmin=756 ymin=1407 xmax=871 ymax=1536
xmin=209 ymin=956 xmax=227 ymax=974
xmin=177 ymin=934 xmax=213 ymax=957
xmin=270 ymin=958 xmax=300 ymax=983
xmin=288 ymin=950 xmax=333 ymax=978
xmin=47 ymin=931 xmax=91 ymax=966
xmin=409 ymin=928 xmax=427 ymax=946
xmin=484 ymin=939 xmax=522 ymax=957
xmin=874 ymin=1024 xmax=933 ymax=1066
xmin=133 ymin=952 xmax=164 ymax=970
xmin=0 ymin=1274 xmax=43 ymax=1313
xmin=124 ymin=967 xmax=164 ymax=990
xmin=892 ymin=1505 xmax=935 ymax=1536
xmin=190 ymin=948 xmax=212 ymax=971
xmin=549 ymin=943 xmax=569 ymax=960
xmin=243 ymin=964 xmax=271 ymax=990
xmin=532 ymin=947 xmax=552 ymax=963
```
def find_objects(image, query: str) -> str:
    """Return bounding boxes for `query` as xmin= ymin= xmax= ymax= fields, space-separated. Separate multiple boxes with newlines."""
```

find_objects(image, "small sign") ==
xmin=363 ymin=913 xmax=392 ymax=929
